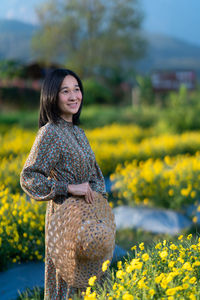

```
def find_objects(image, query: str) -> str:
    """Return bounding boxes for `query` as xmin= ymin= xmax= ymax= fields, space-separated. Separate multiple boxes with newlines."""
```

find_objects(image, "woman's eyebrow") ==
xmin=60 ymin=84 xmax=79 ymax=90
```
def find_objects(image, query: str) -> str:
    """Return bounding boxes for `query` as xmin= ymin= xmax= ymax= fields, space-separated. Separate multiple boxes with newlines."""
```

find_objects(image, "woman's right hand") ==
xmin=67 ymin=182 xmax=94 ymax=204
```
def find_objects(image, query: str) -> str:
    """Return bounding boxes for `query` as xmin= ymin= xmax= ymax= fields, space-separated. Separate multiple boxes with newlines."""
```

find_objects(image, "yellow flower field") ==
xmin=0 ymin=185 xmax=45 ymax=270
xmin=84 ymin=235 xmax=200 ymax=299
xmin=2 ymin=125 xmax=200 ymax=178
xmin=1 ymin=124 xmax=200 ymax=271
xmin=110 ymin=152 xmax=200 ymax=209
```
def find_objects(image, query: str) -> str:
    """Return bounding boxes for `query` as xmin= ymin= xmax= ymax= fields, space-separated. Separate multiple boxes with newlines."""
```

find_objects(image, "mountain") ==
xmin=136 ymin=32 xmax=200 ymax=77
xmin=0 ymin=19 xmax=200 ymax=78
xmin=0 ymin=19 xmax=38 ymax=62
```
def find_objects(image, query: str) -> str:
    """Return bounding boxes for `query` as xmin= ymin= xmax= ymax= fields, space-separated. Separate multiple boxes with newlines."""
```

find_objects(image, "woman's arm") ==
xmin=20 ymin=124 xmax=68 ymax=201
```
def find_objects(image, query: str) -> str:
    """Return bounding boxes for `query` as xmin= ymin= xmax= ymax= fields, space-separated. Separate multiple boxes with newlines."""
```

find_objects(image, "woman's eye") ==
xmin=75 ymin=88 xmax=80 ymax=92
xmin=63 ymin=90 xmax=69 ymax=94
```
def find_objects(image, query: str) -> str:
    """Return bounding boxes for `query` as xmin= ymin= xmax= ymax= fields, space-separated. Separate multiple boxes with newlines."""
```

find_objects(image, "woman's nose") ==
xmin=69 ymin=91 xmax=76 ymax=99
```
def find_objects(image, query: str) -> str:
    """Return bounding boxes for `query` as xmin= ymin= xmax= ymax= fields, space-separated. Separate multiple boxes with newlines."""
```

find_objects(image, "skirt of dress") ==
xmin=44 ymin=247 xmax=82 ymax=300
xmin=44 ymin=200 xmax=111 ymax=299
xmin=44 ymin=200 xmax=81 ymax=299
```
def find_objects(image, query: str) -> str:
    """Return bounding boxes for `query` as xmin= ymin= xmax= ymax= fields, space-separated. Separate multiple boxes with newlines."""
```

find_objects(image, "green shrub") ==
xmin=83 ymin=79 xmax=113 ymax=105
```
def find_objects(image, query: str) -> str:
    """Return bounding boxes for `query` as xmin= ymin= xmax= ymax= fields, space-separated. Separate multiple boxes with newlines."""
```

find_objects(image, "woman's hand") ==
xmin=68 ymin=182 xmax=94 ymax=204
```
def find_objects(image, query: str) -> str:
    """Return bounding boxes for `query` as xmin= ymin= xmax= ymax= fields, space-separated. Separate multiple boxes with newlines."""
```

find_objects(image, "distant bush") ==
xmin=83 ymin=78 xmax=113 ymax=105
xmin=163 ymin=85 xmax=200 ymax=133
xmin=0 ymin=87 xmax=40 ymax=110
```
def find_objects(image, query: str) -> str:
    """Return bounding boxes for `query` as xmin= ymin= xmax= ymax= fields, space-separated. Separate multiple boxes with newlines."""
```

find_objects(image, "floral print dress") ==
xmin=20 ymin=116 xmax=107 ymax=299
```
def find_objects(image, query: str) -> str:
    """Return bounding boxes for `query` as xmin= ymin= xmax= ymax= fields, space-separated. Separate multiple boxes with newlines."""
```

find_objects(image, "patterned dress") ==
xmin=20 ymin=116 xmax=108 ymax=299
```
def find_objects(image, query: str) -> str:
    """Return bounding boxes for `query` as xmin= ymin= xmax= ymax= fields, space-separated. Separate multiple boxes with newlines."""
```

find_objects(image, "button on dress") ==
xmin=20 ymin=116 xmax=107 ymax=299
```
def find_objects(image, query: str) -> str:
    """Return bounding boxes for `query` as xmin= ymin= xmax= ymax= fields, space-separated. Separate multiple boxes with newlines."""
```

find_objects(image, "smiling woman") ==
xmin=20 ymin=68 xmax=114 ymax=299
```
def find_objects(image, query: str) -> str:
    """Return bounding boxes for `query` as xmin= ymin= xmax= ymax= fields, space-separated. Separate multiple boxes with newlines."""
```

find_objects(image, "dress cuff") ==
xmin=102 ymin=192 xmax=108 ymax=200
xmin=55 ymin=181 xmax=68 ymax=196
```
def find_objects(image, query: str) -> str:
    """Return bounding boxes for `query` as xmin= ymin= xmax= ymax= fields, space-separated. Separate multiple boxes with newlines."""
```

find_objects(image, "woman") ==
xmin=20 ymin=68 xmax=109 ymax=299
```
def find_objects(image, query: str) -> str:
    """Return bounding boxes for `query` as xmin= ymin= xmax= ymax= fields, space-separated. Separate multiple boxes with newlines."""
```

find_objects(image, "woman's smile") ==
xmin=68 ymin=102 xmax=78 ymax=108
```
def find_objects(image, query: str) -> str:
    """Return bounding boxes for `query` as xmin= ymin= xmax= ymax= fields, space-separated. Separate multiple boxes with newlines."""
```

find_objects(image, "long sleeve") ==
xmin=20 ymin=124 xmax=68 ymax=201
xmin=79 ymin=128 xmax=108 ymax=199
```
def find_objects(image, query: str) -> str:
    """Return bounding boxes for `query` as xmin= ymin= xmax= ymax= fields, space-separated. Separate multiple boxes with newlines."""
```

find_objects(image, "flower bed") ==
xmin=2 ymin=126 xmax=200 ymax=177
xmin=0 ymin=186 xmax=45 ymax=270
xmin=110 ymin=153 xmax=200 ymax=210
xmin=84 ymin=235 xmax=200 ymax=299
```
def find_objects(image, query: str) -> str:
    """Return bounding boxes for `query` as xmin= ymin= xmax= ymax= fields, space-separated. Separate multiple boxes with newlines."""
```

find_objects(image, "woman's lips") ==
xmin=68 ymin=103 xmax=78 ymax=108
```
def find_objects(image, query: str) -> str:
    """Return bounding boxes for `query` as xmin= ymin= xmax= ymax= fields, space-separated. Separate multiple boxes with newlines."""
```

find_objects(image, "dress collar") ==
xmin=57 ymin=116 xmax=74 ymax=128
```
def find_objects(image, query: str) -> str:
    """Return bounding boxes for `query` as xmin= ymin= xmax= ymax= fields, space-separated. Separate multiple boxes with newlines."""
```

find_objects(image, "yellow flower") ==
xmin=155 ymin=242 xmax=162 ymax=249
xmin=189 ymin=294 xmax=196 ymax=300
xmin=149 ymin=289 xmax=155 ymax=296
xmin=193 ymin=261 xmax=200 ymax=267
xmin=138 ymin=277 xmax=147 ymax=289
xmin=182 ymin=275 xmax=189 ymax=283
xmin=142 ymin=253 xmax=149 ymax=262
xmin=190 ymin=245 xmax=197 ymax=251
xmin=131 ymin=245 xmax=137 ymax=251
xmin=122 ymin=293 xmax=134 ymax=300
xmin=139 ymin=242 xmax=144 ymax=250
xmin=130 ymin=259 xmax=143 ymax=270
xmin=143 ymin=198 xmax=149 ymax=205
xmin=102 ymin=260 xmax=110 ymax=272
xmin=126 ymin=265 xmax=133 ymax=273
xmin=177 ymin=257 xmax=184 ymax=264
xmin=160 ymin=278 xmax=168 ymax=289
xmin=116 ymin=270 xmax=125 ymax=279
xmin=159 ymin=250 xmax=168 ymax=259
xmin=88 ymin=276 xmax=97 ymax=286
xmin=192 ymin=216 xmax=198 ymax=223
xmin=181 ymin=188 xmax=190 ymax=197
xmin=168 ymin=261 xmax=175 ymax=268
xmin=117 ymin=261 xmax=122 ymax=269
xmin=189 ymin=277 xmax=196 ymax=284
xmin=170 ymin=244 xmax=177 ymax=250
xmin=178 ymin=235 xmax=183 ymax=240
xmin=155 ymin=273 xmax=165 ymax=284
xmin=84 ymin=292 xmax=97 ymax=300
xmin=166 ymin=288 xmax=176 ymax=296
xmin=168 ymin=189 xmax=174 ymax=196
xmin=182 ymin=262 xmax=192 ymax=271
xmin=85 ymin=287 xmax=91 ymax=296
xmin=182 ymin=283 xmax=189 ymax=289
xmin=187 ymin=234 xmax=192 ymax=240
xmin=190 ymin=191 xmax=196 ymax=198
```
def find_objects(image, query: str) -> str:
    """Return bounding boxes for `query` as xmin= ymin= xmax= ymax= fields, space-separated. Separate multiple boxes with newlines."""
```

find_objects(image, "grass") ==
xmin=0 ymin=104 xmax=162 ymax=131
xmin=17 ymin=287 xmax=44 ymax=300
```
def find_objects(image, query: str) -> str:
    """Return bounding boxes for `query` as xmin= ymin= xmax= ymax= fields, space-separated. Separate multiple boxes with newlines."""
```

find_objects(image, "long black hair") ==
xmin=39 ymin=68 xmax=84 ymax=128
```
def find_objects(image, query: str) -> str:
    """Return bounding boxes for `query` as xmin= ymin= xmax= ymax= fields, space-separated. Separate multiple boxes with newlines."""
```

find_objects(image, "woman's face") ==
xmin=58 ymin=75 xmax=82 ymax=122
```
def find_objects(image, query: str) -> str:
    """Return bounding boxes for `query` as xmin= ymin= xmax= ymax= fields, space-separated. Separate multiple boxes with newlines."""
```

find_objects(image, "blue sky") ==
xmin=1 ymin=0 xmax=200 ymax=46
